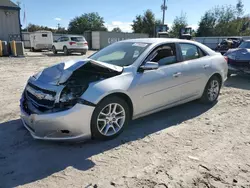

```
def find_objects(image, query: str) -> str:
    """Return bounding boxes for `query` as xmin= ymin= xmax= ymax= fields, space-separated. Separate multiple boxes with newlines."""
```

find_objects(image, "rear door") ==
xmin=178 ymin=43 xmax=212 ymax=99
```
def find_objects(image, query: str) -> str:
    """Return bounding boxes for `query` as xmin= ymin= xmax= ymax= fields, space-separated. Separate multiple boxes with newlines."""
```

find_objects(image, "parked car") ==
xmin=20 ymin=38 xmax=228 ymax=141
xmin=215 ymin=37 xmax=243 ymax=54
xmin=52 ymin=35 xmax=88 ymax=55
xmin=224 ymin=40 xmax=250 ymax=76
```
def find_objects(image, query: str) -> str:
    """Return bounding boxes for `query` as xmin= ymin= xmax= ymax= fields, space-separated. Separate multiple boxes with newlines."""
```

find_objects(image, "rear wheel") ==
xmin=91 ymin=96 xmax=130 ymax=140
xmin=200 ymin=76 xmax=221 ymax=104
xmin=63 ymin=46 xmax=68 ymax=55
xmin=52 ymin=46 xmax=57 ymax=54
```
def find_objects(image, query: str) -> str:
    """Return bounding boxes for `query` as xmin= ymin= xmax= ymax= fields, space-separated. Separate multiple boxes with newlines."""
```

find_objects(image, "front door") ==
xmin=131 ymin=43 xmax=185 ymax=116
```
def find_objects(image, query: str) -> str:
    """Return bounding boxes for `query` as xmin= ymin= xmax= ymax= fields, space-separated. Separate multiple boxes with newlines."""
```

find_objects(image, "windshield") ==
xmin=89 ymin=42 xmax=150 ymax=67
xmin=239 ymin=42 xmax=250 ymax=49
xmin=71 ymin=37 xmax=85 ymax=42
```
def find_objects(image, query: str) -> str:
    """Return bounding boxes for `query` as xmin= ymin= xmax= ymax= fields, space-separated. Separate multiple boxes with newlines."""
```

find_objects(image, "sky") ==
xmin=18 ymin=0 xmax=250 ymax=32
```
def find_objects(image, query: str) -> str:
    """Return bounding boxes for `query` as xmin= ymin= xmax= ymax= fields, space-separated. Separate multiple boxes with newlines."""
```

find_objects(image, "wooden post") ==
xmin=0 ymin=40 xmax=2 ymax=57
xmin=12 ymin=40 xmax=17 ymax=56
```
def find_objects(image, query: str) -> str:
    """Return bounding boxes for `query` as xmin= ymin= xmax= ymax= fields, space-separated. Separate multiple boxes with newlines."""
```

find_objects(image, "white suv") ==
xmin=52 ymin=35 xmax=89 ymax=55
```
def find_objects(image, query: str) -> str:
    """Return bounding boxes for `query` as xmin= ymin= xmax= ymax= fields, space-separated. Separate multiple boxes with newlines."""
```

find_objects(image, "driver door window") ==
xmin=147 ymin=43 xmax=177 ymax=66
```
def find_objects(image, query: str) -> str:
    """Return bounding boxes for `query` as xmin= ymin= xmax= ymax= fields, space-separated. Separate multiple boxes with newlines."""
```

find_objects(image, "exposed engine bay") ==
xmin=58 ymin=62 xmax=122 ymax=108
xmin=22 ymin=60 xmax=123 ymax=114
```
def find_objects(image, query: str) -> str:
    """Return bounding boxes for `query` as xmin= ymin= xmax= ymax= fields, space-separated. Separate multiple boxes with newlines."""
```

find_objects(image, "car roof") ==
xmin=121 ymin=38 xmax=217 ymax=56
xmin=61 ymin=35 xmax=84 ymax=38
xmin=120 ymin=38 xmax=205 ymax=47
xmin=227 ymin=37 xmax=242 ymax=39
xmin=121 ymin=38 xmax=183 ymax=44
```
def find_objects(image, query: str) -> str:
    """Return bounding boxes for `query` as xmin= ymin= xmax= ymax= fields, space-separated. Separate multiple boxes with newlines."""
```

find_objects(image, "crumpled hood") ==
xmin=34 ymin=59 xmax=123 ymax=85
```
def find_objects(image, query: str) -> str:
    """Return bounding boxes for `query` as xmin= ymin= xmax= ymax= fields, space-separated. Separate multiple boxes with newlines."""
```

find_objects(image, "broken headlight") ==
xmin=59 ymin=84 xmax=87 ymax=108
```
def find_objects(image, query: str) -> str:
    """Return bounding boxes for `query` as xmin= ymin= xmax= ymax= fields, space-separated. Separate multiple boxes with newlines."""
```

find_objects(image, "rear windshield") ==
xmin=71 ymin=37 xmax=84 ymax=42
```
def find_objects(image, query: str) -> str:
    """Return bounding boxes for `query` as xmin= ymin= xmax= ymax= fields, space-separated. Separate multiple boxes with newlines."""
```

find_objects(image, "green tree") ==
xmin=196 ymin=0 xmax=250 ymax=37
xmin=213 ymin=5 xmax=237 ymax=36
xmin=196 ymin=11 xmax=216 ymax=37
xmin=22 ymin=23 xmax=68 ymax=34
xmin=196 ymin=3 xmax=246 ymax=36
xmin=236 ymin=0 xmax=244 ymax=17
xmin=131 ymin=10 xmax=160 ymax=37
xmin=68 ymin=12 xmax=107 ymax=34
xmin=23 ymin=24 xmax=53 ymax=32
xmin=131 ymin=15 xmax=143 ymax=33
xmin=169 ymin=12 xmax=188 ymax=38
xmin=56 ymin=27 xmax=68 ymax=34
xmin=112 ymin=27 xmax=122 ymax=32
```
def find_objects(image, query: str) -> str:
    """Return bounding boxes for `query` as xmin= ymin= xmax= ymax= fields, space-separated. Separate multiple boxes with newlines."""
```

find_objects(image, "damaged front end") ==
xmin=225 ymin=48 xmax=250 ymax=74
xmin=21 ymin=59 xmax=123 ymax=115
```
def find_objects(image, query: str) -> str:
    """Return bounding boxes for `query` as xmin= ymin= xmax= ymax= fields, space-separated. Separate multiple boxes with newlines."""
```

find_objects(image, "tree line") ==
xmin=23 ymin=0 xmax=250 ymax=37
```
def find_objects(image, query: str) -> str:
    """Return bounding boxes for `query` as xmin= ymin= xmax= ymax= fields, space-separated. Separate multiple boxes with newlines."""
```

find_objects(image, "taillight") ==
xmin=69 ymin=41 xmax=76 ymax=45
xmin=224 ymin=56 xmax=228 ymax=63
xmin=84 ymin=42 xmax=88 ymax=45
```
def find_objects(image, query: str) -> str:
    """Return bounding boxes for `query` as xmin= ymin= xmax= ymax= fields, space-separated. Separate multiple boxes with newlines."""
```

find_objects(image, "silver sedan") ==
xmin=20 ymin=38 xmax=228 ymax=141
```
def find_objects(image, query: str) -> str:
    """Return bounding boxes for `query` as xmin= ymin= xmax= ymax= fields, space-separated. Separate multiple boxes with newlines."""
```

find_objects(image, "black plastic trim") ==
xmin=78 ymin=98 xmax=96 ymax=107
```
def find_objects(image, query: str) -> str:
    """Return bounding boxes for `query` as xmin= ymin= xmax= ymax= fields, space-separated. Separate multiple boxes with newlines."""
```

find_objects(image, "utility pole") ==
xmin=161 ymin=0 xmax=167 ymax=25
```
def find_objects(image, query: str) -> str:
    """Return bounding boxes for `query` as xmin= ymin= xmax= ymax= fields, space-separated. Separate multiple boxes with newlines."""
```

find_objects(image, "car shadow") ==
xmin=0 ymin=101 xmax=215 ymax=187
xmin=225 ymin=74 xmax=250 ymax=90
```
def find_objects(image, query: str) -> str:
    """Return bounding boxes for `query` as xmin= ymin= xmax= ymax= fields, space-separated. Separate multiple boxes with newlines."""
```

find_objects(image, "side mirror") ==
xmin=54 ymin=40 xmax=57 ymax=43
xmin=139 ymin=61 xmax=159 ymax=72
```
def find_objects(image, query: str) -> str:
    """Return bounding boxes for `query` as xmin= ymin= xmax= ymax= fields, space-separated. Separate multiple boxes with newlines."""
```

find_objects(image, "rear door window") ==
xmin=61 ymin=37 xmax=69 ymax=42
xmin=180 ymin=43 xmax=206 ymax=61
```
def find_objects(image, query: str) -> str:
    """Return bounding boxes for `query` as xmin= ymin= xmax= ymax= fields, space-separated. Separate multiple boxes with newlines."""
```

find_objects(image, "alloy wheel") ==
xmin=207 ymin=80 xmax=220 ymax=101
xmin=97 ymin=103 xmax=126 ymax=136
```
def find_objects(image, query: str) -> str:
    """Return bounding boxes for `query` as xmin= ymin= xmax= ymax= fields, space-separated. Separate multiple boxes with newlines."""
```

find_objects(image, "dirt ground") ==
xmin=0 ymin=51 xmax=250 ymax=188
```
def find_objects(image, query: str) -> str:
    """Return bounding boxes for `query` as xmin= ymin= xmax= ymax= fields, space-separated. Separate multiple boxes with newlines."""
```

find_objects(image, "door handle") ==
xmin=203 ymin=64 xmax=210 ymax=69
xmin=173 ymin=72 xmax=182 ymax=77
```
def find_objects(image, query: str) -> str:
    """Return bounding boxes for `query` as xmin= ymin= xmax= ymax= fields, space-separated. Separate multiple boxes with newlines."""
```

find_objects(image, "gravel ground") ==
xmin=0 ymin=52 xmax=250 ymax=188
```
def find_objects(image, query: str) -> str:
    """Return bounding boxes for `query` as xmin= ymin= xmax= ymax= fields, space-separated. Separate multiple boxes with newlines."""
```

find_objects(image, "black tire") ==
xmin=63 ymin=46 xmax=68 ymax=55
xmin=30 ymin=47 xmax=35 ymax=52
xmin=200 ymin=75 xmax=221 ymax=104
xmin=52 ymin=46 xmax=57 ymax=54
xmin=91 ymin=96 xmax=130 ymax=140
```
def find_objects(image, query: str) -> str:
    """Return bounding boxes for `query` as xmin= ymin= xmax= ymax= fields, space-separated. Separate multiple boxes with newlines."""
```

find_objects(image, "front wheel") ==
xmin=52 ymin=46 xmax=57 ymax=54
xmin=91 ymin=96 xmax=130 ymax=140
xmin=200 ymin=76 xmax=221 ymax=104
xmin=63 ymin=46 xmax=68 ymax=55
